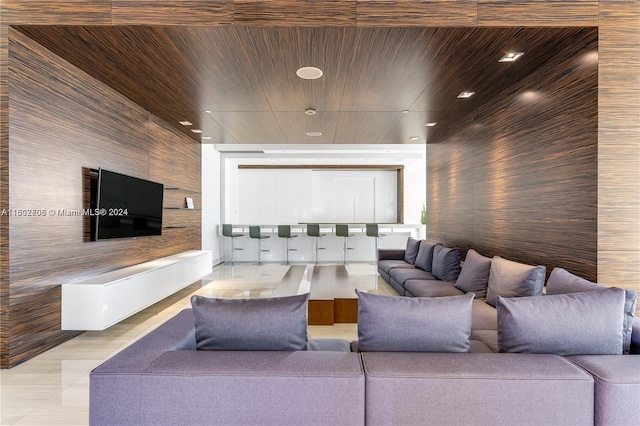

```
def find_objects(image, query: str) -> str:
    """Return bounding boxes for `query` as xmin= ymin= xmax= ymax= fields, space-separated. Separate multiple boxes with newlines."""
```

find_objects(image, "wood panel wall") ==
xmin=428 ymin=32 xmax=599 ymax=280
xmin=0 ymin=0 xmax=638 ymax=366
xmin=1 ymin=29 xmax=200 ymax=368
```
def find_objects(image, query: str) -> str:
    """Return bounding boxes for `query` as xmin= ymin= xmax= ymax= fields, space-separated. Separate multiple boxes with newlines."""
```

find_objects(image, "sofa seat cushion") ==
xmin=497 ymin=287 xmax=626 ymax=355
xmin=469 ymin=339 xmax=494 ymax=353
xmin=470 ymin=330 xmax=499 ymax=353
xmin=568 ymin=355 xmax=640 ymax=426
xmin=361 ymin=352 xmax=593 ymax=426
xmin=485 ymin=256 xmax=545 ymax=307
xmin=306 ymin=338 xmax=351 ymax=352
xmin=133 ymin=350 xmax=365 ymax=426
xmin=378 ymin=259 xmax=414 ymax=275
xmin=387 ymin=268 xmax=436 ymax=287
xmin=356 ymin=291 xmax=474 ymax=352
xmin=404 ymin=280 xmax=464 ymax=297
xmin=471 ymin=299 xmax=497 ymax=331
xmin=455 ymin=249 xmax=492 ymax=299
xmin=546 ymin=267 xmax=637 ymax=354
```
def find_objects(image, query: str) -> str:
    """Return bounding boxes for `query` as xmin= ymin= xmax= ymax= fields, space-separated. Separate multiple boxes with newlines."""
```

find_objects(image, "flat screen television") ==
xmin=95 ymin=169 xmax=164 ymax=240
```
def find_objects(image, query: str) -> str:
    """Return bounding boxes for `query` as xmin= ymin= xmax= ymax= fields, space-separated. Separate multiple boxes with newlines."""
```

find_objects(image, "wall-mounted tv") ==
xmin=95 ymin=169 xmax=164 ymax=240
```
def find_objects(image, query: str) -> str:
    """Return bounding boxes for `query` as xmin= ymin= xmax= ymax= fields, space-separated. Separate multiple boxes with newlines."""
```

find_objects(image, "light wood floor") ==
xmin=0 ymin=262 xmax=396 ymax=425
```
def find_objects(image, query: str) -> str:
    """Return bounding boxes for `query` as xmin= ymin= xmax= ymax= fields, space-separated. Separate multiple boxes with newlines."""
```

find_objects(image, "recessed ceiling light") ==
xmin=304 ymin=108 xmax=317 ymax=116
xmin=204 ymin=110 xmax=212 ymax=114
xmin=409 ymin=136 xmax=420 ymax=141
xmin=457 ymin=91 xmax=475 ymax=99
xmin=402 ymin=110 xmax=409 ymax=114
xmin=306 ymin=132 xmax=322 ymax=137
xmin=296 ymin=66 xmax=323 ymax=80
xmin=425 ymin=122 xmax=437 ymax=127
xmin=179 ymin=121 xmax=192 ymax=126
xmin=499 ymin=52 xmax=524 ymax=62
xmin=191 ymin=129 xmax=203 ymax=134
xmin=201 ymin=136 xmax=212 ymax=140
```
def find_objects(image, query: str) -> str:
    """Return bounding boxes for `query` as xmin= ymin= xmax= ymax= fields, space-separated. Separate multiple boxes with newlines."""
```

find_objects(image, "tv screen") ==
xmin=95 ymin=169 xmax=163 ymax=240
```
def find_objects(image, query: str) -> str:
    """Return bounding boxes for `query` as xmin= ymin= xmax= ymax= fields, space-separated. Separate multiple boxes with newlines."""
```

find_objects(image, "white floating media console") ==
xmin=62 ymin=250 xmax=212 ymax=330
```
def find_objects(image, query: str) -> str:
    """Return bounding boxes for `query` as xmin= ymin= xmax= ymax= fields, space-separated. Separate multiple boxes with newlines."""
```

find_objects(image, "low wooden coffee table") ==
xmin=273 ymin=264 xmax=358 ymax=325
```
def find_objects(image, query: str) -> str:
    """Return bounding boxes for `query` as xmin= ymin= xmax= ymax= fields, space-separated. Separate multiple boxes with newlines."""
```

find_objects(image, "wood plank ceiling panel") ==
xmin=234 ymin=0 xmax=356 ymax=26
xmin=239 ymin=27 xmax=357 ymax=113
xmin=333 ymin=111 xmax=406 ymax=144
xmin=477 ymin=1 xmax=599 ymax=27
xmin=14 ymin=26 xmax=604 ymax=145
xmin=112 ymin=0 xmax=234 ymax=25
xmin=355 ymin=0 xmax=478 ymax=27
xmin=273 ymin=111 xmax=340 ymax=144
xmin=0 ymin=1 xmax=112 ymax=24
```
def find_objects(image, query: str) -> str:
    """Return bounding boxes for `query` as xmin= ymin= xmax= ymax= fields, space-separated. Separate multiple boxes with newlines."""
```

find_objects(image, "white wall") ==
xmin=201 ymin=145 xmax=223 ymax=265
xmin=232 ymin=168 xmax=397 ymax=224
xmin=403 ymin=159 xmax=427 ymax=225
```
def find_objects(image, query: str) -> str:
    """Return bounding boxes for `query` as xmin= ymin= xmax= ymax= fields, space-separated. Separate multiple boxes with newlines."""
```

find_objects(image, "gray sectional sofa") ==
xmin=90 ymin=244 xmax=640 ymax=425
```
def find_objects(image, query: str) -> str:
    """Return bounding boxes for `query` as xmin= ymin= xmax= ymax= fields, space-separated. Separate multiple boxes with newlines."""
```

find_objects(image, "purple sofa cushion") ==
xmin=546 ymin=267 xmax=637 ymax=354
xmin=414 ymin=241 xmax=437 ymax=272
xmin=455 ymin=249 xmax=492 ymax=298
xmin=403 ymin=237 xmax=421 ymax=264
xmin=431 ymin=244 xmax=461 ymax=281
xmin=191 ymin=293 xmax=309 ymax=351
xmin=404 ymin=280 xmax=464 ymax=297
xmin=497 ymin=287 xmax=626 ymax=355
xmin=485 ymin=256 xmax=545 ymax=307
xmin=356 ymin=290 xmax=474 ymax=352
xmin=378 ymin=259 xmax=415 ymax=275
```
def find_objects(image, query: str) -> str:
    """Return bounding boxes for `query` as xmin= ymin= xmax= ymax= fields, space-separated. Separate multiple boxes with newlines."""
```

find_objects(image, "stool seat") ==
xmin=277 ymin=225 xmax=298 ymax=264
xmin=336 ymin=224 xmax=354 ymax=264
xmin=306 ymin=224 xmax=326 ymax=264
xmin=366 ymin=223 xmax=386 ymax=262
xmin=222 ymin=224 xmax=244 ymax=264
xmin=249 ymin=226 xmax=270 ymax=264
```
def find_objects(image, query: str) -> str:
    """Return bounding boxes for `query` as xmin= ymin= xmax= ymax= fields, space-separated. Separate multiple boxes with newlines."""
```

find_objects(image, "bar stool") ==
xmin=249 ymin=226 xmax=270 ymax=264
xmin=306 ymin=224 xmax=326 ymax=264
xmin=277 ymin=225 xmax=298 ymax=264
xmin=366 ymin=223 xmax=386 ymax=261
xmin=336 ymin=224 xmax=354 ymax=264
xmin=222 ymin=224 xmax=244 ymax=264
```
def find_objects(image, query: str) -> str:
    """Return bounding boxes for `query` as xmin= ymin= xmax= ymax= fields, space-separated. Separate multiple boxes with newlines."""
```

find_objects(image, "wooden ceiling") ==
xmin=15 ymin=26 xmax=597 ymax=144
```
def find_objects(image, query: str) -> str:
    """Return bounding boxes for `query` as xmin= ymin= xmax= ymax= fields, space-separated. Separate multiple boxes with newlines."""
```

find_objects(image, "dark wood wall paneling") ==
xmin=597 ymin=3 xmax=640 ymax=288
xmin=2 ymin=29 xmax=201 ymax=368
xmin=427 ymin=28 xmax=599 ymax=282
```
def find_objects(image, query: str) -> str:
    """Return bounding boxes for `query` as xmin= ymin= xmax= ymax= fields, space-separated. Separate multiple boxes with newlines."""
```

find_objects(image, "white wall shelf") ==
xmin=61 ymin=250 xmax=212 ymax=330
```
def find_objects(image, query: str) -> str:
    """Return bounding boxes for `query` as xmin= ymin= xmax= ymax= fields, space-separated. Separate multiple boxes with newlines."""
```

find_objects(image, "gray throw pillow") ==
xmin=431 ymin=244 xmax=461 ymax=281
xmin=546 ymin=267 xmax=637 ymax=354
xmin=414 ymin=241 xmax=437 ymax=272
xmin=356 ymin=290 xmax=474 ymax=352
xmin=497 ymin=287 xmax=626 ymax=355
xmin=191 ymin=293 xmax=309 ymax=351
xmin=403 ymin=237 xmax=421 ymax=265
xmin=485 ymin=256 xmax=545 ymax=307
xmin=455 ymin=249 xmax=492 ymax=299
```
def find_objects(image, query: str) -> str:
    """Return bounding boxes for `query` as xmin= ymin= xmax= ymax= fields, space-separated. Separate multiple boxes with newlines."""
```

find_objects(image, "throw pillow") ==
xmin=485 ymin=256 xmax=545 ymax=307
xmin=414 ymin=241 xmax=437 ymax=272
xmin=431 ymin=244 xmax=461 ymax=281
xmin=191 ymin=293 xmax=309 ymax=351
xmin=496 ymin=287 xmax=626 ymax=355
xmin=455 ymin=249 xmax=492 ymax=299
xmin=403 ymin=237 xmax=421 ymax=265
xmin=546 ymin=267 xmax=637 ymax=354
xmin=356 ymin=290 xmax=474 ymax=352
